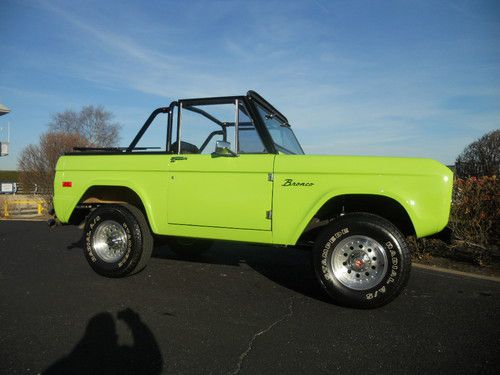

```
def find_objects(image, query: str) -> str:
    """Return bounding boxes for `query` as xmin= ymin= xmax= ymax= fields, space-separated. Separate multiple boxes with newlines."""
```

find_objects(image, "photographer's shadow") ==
xmin=43 ymin=308 xmax=163 ymax=375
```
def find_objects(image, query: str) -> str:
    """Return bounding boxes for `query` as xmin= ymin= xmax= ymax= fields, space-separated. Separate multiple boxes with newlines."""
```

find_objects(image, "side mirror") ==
xmin=214 ymin=140 xmax=237 ymax=157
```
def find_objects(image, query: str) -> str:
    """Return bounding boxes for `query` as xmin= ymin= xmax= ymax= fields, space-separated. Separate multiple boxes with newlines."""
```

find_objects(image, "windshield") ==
xmin=255 ymin=104 xmax=304 ymax=154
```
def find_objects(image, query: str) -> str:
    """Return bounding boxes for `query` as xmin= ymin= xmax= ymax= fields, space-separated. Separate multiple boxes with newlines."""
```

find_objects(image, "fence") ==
xmin=17 ymin=183 xmax=51 ymax=195
xmin=0 ymin=182 xmax=51 ymax=196
xmin=2 ymin=199 xmax=45 ymax=218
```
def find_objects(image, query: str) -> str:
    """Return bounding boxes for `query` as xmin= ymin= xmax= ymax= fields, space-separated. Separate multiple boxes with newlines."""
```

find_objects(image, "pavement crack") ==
xmin=230 ymin=297 xmax=295 ymax=375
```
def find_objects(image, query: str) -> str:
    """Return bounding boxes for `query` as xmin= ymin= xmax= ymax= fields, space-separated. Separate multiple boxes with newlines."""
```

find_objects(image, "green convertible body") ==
xmin=53 ymin=91 xmax=453 ymax=247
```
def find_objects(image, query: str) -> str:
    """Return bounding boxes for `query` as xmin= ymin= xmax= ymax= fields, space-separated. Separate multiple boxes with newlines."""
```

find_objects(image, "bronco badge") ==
xmin=282 ymin=178 xmax=314 ymax=187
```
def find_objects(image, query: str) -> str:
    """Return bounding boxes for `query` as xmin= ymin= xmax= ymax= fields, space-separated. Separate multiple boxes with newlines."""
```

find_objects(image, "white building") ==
xmin=0 ymin=103 xmax=11 ymax=156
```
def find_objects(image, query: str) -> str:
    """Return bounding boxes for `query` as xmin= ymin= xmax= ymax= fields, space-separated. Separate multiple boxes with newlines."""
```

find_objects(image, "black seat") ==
xmin=171 ymin=141 xmax=200 ymax=154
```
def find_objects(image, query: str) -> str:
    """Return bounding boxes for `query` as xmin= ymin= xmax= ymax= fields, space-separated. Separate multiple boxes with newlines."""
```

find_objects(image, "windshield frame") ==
xmin=253 ymin=102 xmax=304 ymax=155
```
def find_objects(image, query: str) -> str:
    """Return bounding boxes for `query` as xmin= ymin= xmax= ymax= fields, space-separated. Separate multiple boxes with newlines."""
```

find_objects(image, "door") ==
xmin=167 ymin=154 xmax=274 ymax=230
xmin=166 ymin=97 xmax=274 ymax=231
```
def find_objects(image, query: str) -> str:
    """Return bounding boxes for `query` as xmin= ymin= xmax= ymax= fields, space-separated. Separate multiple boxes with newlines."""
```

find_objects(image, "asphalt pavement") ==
xmin=0 ymin=221 xmax=499 ymax=374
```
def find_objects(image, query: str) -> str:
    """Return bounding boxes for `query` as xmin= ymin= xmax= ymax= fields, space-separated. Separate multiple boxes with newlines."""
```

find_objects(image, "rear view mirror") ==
xmin=214 ymin=140 xmax=237 ymax=157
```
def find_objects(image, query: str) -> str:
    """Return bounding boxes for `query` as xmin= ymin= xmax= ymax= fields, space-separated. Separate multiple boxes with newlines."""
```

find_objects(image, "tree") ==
xmin=18 ymin=131 xmax=89 ymax=194
xmin=48 ymin=105 xmax=121 ymax=147
xmin=455 ymin=130 xmax=500 ymax=178
xmin=18 ymin=105 xmax=121 ymax=195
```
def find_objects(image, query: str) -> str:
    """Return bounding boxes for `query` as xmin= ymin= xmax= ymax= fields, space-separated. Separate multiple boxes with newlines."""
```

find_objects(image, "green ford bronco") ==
xmin=53 ymin=91 xmax=453 ymax=308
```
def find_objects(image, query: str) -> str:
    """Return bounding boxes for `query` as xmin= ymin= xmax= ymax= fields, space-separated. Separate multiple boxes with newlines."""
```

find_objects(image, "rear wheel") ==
xmin=84 ymin=204 xmax=153 ymax=277
xmin=166 ymin=237 xmax=213 ymax=258
xmin=313 ymin=213 xmax=411 ymax=308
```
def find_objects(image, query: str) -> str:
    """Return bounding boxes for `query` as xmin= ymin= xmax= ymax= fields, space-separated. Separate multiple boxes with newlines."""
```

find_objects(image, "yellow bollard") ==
xmin=3 ymin=201 xmax=9 ymax=218
xmin=37 ymin=202 xmax=43 ymax=215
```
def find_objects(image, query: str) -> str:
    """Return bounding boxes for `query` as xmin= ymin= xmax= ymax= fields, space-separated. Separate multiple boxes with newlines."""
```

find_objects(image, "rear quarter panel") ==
xmin=54 ymin=155 xmax=170 ymax=233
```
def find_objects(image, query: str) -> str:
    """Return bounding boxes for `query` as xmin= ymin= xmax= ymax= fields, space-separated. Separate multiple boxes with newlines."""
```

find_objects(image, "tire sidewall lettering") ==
xmin=117 ymin=222 xmax=133 ymax=268
xmin=321 ymin=228 xmax=349 ymax=281
xmin=86 ymin=215 xmax=102 ymax=263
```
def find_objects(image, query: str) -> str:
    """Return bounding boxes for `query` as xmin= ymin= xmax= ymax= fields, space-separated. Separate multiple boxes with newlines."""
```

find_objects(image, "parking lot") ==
xmin=0 ymin=221 xmax=499 ymax=374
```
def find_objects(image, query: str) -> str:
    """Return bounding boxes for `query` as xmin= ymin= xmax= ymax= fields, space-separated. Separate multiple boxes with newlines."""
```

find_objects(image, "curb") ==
xmin=414 ymin=262 xmax=500 ymax=283
xmin=0 ymin=216 xmax=49 ymax=222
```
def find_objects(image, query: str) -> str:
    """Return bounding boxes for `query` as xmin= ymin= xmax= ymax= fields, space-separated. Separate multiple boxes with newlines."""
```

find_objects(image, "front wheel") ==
xmin=84 ymin=204 xmax=153 ymax=278
xmin=313 ymin=213 xmax=411 ymax=308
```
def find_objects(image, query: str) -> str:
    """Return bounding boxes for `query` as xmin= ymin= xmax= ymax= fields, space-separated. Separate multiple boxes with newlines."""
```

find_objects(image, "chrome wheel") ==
xmin=330 ymin=235 xmax=388 ymax=290
xmin=92 ymin=220 xmax=128 ymax=263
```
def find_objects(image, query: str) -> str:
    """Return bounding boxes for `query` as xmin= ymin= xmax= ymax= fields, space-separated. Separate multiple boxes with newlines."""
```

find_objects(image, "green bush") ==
xmin=411 ymin=176 xmax=499 ymax=265
xmin=449 ymin=176 xmax=499 ymax=264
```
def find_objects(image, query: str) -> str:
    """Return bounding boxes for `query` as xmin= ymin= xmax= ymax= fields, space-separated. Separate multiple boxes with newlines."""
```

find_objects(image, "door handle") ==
xmin=170 ymin=156 xmax=187 ymax=162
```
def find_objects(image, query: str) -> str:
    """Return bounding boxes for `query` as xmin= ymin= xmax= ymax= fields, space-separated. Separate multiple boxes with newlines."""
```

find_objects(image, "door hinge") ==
xmin=268 ymin=173 xmax=274 ymax=182
xmin=266 ymin=210 xmax=272 ymax=220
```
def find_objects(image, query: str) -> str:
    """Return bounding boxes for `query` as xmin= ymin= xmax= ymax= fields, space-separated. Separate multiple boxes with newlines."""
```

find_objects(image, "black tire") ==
xmin=84 ymin=204 xmax=153 ymax=278
xmin=166 ymin=237 xmax=213 ymax=258
xmin=313 ymin=213 xmax=411 ymax=308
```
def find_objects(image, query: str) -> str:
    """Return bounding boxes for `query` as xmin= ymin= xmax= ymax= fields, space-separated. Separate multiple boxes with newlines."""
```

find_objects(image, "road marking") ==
xmin=414 ymin=262 xmax=500 ymax=283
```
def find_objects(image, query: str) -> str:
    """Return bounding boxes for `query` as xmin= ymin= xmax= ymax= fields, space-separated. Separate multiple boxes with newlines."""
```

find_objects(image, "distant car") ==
xmin=53 ymin=90 xmax=453 ymax=308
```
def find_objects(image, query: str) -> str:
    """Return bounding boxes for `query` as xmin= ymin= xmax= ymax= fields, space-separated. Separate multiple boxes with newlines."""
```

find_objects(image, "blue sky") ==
xmin=1 ymin=0 xmax=499 ymax=169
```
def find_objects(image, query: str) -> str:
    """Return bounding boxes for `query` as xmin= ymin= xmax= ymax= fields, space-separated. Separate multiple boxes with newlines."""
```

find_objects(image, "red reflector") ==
xmin=62 ymin=181 xmax=72 ymax=188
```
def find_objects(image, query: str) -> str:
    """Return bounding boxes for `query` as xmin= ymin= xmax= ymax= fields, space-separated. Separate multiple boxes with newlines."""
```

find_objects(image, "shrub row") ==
xmin=411 ymin=175 xmax=499 ymax=265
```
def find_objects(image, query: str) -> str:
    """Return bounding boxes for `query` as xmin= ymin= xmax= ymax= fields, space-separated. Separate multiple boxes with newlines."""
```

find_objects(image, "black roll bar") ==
xmin=127 ymin=106 xmax=170 ymax=152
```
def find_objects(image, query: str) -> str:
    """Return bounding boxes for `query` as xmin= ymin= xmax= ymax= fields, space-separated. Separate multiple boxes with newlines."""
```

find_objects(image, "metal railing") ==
xmin=2 ymin=200 xmax=45 ymax=218
xmin=16 ymin=183 xmax=51 ymax=195
xmin=0 ymin=183 xmax=51 ymax=196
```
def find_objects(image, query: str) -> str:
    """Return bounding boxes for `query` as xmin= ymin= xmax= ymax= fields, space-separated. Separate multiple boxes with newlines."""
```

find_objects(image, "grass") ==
xmin=0 ymin=170 xmax=19 ymax=182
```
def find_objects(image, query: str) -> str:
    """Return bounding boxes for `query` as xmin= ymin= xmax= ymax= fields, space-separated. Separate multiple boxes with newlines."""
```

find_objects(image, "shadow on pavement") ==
xmin=67 ymin=235 xmax=85 ymax=250
xmin=43 ymin=308 xmax=163 ymax=375
xmin=67 ymin=231 xmax=328 ymax=302
xmin=153 ymin=241 xmax=330 ymax=302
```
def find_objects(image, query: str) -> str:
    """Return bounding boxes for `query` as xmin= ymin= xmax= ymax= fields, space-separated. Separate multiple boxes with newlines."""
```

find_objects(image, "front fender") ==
xmin=291 ymin=189 xmax=417 ymax=245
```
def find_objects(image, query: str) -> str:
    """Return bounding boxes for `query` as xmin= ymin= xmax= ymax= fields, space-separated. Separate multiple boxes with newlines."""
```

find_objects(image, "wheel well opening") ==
xmin=309 ymin=194 xmax=415 ymax=237
xmin=68 ymin=186 xmax=146 ymax=225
